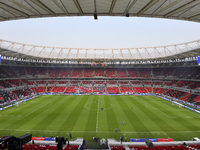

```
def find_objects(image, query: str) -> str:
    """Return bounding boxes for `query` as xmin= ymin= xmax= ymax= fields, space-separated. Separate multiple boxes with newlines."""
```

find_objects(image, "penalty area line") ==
xmin=24 ymin=97 xmax=59 ymax=117
xmin=145 ymin=103 xmax=175 ymax=118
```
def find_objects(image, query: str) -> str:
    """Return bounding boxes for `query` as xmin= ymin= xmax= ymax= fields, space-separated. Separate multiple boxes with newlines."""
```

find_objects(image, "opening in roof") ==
xmin=0 ymin=16 xmax=200 ymax=49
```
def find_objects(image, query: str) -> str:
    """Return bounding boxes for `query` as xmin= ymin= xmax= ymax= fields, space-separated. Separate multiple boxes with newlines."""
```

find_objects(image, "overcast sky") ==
xmin=0 ymin=16 xmax=200 ymax=49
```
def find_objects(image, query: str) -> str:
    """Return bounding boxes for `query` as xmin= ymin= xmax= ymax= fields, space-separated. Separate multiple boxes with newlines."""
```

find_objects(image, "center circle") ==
xmin=84 ymin=102 xmax=112 ymax=110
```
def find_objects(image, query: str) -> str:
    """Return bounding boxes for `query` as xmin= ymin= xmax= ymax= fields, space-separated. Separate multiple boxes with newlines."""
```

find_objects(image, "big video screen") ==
xmin=198 ymin=55 xmax=200 ymax=65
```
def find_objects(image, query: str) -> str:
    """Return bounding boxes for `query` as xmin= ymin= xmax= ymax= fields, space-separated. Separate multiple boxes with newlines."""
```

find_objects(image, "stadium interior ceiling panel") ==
xmin=0 ymin=0 xmax=200 ymax=22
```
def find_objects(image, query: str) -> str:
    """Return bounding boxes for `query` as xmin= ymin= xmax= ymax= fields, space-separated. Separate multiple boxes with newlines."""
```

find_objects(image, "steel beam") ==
xmin=137 ymin=0 xmax=159 ymax=16
xmin=109 ymin=0 xmax=116 ymax=15
xmin=25 ymin=46 xmax=35 ymax=55
xmin=94 ymin=0 xmax=97 ymax=13
xmin=48 ymin=48 xmax=54 ymax=57
xmin=85 ymin=49 xmax=87 ymax=58
xmin=8 ymin=0 xmax=39 ymax=16
xmin=145 ymin=48 xmax=151 ymax=58
xmin=152 ymin=0 xmax=167 ymax=14
xmin=73 ymin=0 xmax=83 ymax=15
xmin=0 ymin=1 xmax=29 ymax=17
xmin=52 ymin=0 xmax=68 ymax=15
xmin=37 ymin=47 xmax=45 ymax=57
xmin=153 ymin=0 xmax=182 ymax=15
xmin=30 ymin=0 xmax=56 ymax=16
xmin=0 ymin=15 xmax=6 ymax=21
xmin=76 ymin=49 xmax=79 ymax=58
xmin=24 ymin=0 xmax=42 ymax=16
xmin=120 ymin=49 xmax=123 ymax=58
xmin=128 ymin=49 xmax=133 ymax=59
xmin=165 ymin=0 xmax=200 ymax=18
xmin=67 ymin=49 xmax=71 ymax=58
xmin=123 ymin=0 xmax=138 ymax=15
xmin=189 ymin=13 xmax=200 ymax=20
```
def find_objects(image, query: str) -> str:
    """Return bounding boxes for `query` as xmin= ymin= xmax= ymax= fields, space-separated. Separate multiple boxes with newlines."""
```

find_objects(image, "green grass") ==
xmin=0 ymin=95 xmax=200 ymax=141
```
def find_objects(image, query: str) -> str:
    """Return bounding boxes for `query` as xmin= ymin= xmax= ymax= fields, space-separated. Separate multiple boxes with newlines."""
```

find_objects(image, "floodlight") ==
xmin=94 ymin=13 xmax=98 ymax=20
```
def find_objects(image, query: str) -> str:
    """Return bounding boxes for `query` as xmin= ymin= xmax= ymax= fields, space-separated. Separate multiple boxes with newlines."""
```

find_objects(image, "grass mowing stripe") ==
xmin=142 ymin=96 xmax=200 ymax=140
xmin=19 ymin=96 xmax=65 ymax=133
xmin=84 ymin=96 xmax=98 ymax=131
xmin=106 ymin=96 xmax=120 ymax=135
xmin=73 ymin=96 xmax=94 ymax=131
xmin=0 ymin=97 xmax=43 ymax=126
xmin=112 ymin=96 xmax=136 ymax=132
xmin=70 ymin=95 xmax=94 ymax=139
xmin=147 ymin=97 xmax=186 ymax=118
xmin=123 ymin=96 xmax=167 ymax=138
xmin=82 ymin=96 xmax=98 ymax=139
xmin=116 ymin=96 xmax=152 ymax=132
xmin=19 ymin=96 xmax=62 ymax=131
xmin=1 ymin=95 xmax=200 ymax=140
xmin=148 ymin=97 xmax=200 ymax=130
xmin=97 ymin=96 xmax=110 ymax=139
xmin=58 ymin=96 xmax=89 ymax=132
xmin=30 ymin=96 xmax=72 ymax=131
xmin=2 ymin=96 xmax=60 ymax=130
xmin=128 ymin=97 xmax=168 ymax=138
xmin=128 ymin=96 xmax=176 ymax=138
xmin=44 ymin=96 xmax=77 ymax=131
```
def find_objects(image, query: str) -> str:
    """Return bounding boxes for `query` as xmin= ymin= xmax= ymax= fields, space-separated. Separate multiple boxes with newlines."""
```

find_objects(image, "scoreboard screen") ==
xmin=0 ymin=55 xmax=1 ymax=65
xmin=198 ymin=55 xmax=200 ymax=66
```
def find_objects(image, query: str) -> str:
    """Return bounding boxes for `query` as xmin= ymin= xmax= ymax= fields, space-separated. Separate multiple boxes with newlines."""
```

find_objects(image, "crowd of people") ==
xmin=0 ymin=88 xmax=33 ymax=104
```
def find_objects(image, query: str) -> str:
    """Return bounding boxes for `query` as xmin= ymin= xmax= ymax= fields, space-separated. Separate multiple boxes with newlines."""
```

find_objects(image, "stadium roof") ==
xmin=0 ymin=0 xmax=200 ymax=62
xmin=0 ymin=39 xmax=200 ymax=61
xmin=0 ymin=0 xmax=200 ymax=22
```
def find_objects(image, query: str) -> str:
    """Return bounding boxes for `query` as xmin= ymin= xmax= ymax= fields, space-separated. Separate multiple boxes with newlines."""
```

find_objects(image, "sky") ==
xmin=0 ymin=16 xmax=200 ymax=49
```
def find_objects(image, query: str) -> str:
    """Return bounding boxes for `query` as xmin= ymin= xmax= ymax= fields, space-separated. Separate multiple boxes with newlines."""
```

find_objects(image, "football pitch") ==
xmin=0 ymin=95 xmax=200 ymax=141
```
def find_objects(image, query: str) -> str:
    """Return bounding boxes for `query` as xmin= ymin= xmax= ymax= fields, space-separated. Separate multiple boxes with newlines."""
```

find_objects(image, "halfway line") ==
xmin=96 ymin=96 xmax=100 ymax=132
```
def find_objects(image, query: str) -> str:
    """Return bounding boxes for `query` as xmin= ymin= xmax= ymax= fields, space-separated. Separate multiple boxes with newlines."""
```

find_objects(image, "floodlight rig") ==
xmin=94 ymin=0 xmax=98 ymax=20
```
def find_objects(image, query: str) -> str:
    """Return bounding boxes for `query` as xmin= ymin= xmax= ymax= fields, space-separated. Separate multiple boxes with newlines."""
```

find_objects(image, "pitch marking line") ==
xmin=2 ymin=128 xmax=199 ymax=137
xmin=187 ymin=109 xmax=200 ymax=118
xmin=0 ymin=115 xmax=22 ymax=117
xmin=145 ymin=103 xmax=196 ymax=118
xmin=145 ymin=103 xmax=175 ymax=118
xmin=24 ymin=97 xmax=58 ymax=117
xmin=0 ymin=128 xmax=168 ymax=135
xmin=160 ymin=100 xmax=185 ymax=111
xmin=12 ymin=103 xmax=33 ymax=110
xmin=96 ymin=96 xmax=100 ymax=132
xmin=163 ymin=132 xmax=170 ymax=138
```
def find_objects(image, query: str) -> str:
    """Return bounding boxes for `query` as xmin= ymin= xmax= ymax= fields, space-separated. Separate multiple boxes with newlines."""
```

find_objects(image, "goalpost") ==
xmin=172 ymin=101 xmax=182 ymax=108
xmin=179 ymin=104 xmax=183 ymax=108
